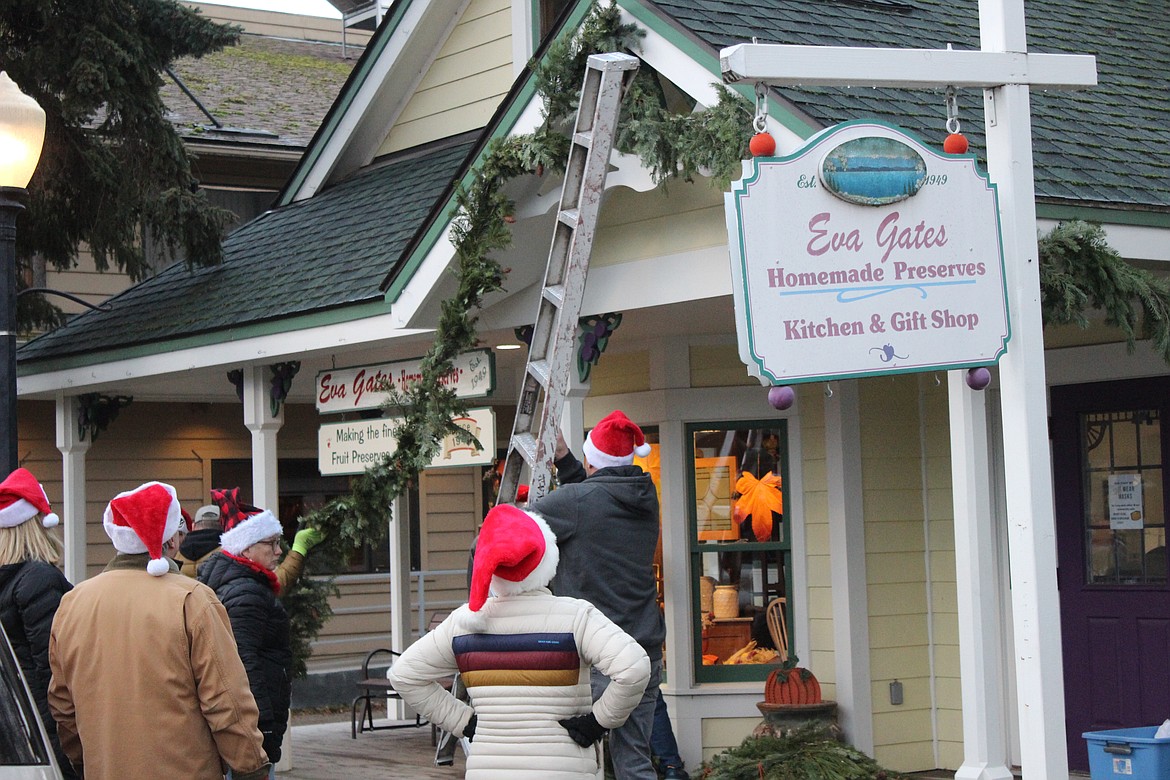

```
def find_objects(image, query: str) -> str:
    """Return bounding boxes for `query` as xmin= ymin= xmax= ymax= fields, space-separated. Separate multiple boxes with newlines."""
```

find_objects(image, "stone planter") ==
xmin=754 ymin=700 xmax=842 ymax=741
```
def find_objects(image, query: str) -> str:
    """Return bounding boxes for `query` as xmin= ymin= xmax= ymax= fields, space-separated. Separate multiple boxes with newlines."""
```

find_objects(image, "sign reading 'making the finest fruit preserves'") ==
xmin=725 ymin=120 xmax=1010 ymax=385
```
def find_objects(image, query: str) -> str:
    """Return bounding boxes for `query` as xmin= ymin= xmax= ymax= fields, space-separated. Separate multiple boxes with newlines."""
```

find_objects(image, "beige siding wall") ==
xmin=185 ymin=2 xmax=371 ymax=47
xmin=590 ymin=350 xmax=650 ymax=395
xmin=42 ymin=250 xmax=136 ymax=320
xmin=701 ymin=716 xmax=762 ymax=763
xmin=797 ymin=383 xmax=834 ymax=698
xmin=859 ymin=375 xmax=958 ymax=771
xmin=413 ymin=467 xmax=481 ymax=630
xmin=689 ymin=344 xmax=759 ymax=389
xmin=593 ymin=182 xmax=726 ymax=269
xmin=378 ymin=0 xmax=512 ymax=154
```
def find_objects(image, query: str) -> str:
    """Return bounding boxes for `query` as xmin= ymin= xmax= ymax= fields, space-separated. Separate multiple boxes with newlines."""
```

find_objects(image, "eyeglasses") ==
xmin=260 ymin=537 xmax=283 ymax=551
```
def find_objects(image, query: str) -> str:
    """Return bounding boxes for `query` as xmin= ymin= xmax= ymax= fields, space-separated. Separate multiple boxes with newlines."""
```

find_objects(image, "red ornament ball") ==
xmin=750 ymin=132 xmax=776 ymax=157
xmin=966 ymin=367 xmax=991 ymax=391
xmin=768 ymin=385 xmax=795 ymax=410
xmin=943 ymin=133 xmax=969 ymax=154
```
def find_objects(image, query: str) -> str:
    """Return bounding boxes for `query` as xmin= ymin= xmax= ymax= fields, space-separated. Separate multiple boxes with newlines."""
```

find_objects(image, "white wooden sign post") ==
xmin=720 ymin=3 xmax=1096 ymax=777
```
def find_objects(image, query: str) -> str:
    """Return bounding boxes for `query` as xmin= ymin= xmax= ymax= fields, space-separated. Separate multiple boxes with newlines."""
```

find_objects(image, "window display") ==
xmin=688 ymin=422 xmax=792 ymax=682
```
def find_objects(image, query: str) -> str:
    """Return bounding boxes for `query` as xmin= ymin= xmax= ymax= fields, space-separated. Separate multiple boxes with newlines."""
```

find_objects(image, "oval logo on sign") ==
xmin=820 ymin=137 xmax=927 ymax=206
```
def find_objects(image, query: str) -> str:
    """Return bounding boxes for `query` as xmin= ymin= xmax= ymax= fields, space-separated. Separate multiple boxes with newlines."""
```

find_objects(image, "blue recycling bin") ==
xmin=1083 ymin=726 xmax=1170 ymax=779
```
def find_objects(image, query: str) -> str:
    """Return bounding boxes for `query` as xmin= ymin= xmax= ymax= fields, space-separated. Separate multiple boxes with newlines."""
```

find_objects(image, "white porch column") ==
xmin=389 ymin=491 xmax=415 ymax=719
xmin=55 ymin=395 xmax=89 ymax=584
xmin=948 ymin=375 xmax=1013 ymax=780
xmin=242 ymin=365 xmax=282 ymax=511
xmin=824 ymin=380 xmax=873 ymax=754
xmin=980 ymin=2 xmax=1069 ymax=775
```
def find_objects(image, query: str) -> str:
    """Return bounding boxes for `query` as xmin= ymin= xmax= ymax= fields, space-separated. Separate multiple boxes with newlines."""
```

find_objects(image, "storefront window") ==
xmin=687 ymin=421 xmax=791 ymax=682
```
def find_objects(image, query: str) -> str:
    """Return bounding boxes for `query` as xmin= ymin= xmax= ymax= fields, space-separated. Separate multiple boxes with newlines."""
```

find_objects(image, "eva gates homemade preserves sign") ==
xmin=725 ymin=121 xmax=1010 ymax=384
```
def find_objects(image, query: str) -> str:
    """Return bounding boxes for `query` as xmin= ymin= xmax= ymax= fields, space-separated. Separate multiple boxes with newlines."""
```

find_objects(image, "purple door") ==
xmin=1052 ymin=378 xmax=1170 ymax=771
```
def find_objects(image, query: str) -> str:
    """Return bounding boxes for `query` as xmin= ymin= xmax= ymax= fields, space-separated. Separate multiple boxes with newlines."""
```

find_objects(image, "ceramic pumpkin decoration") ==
xmin=764 ymin=655 xmax=822 ymax=705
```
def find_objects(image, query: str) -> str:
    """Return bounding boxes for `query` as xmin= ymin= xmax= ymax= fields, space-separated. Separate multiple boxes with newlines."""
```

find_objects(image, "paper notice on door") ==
xmin=1108 ymin=473 xmax=1144 ymax=530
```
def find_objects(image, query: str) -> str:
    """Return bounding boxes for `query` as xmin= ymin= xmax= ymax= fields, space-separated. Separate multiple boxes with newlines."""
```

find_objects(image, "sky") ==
xmin=198 ymin=0 xmax=343 ymax=19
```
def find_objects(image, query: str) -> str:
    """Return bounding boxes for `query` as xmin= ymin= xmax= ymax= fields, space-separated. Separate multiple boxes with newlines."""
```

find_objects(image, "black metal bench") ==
xmin=350 ymin=648 xmax=424 ymax=738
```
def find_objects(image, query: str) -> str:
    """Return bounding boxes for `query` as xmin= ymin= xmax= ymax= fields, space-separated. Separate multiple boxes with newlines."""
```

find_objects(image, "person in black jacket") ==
xmin=0 ymin=468 xmax=76 ymax=779
xmin=198 ymin=506 xmax=291 ymax=778
xmin=531 ymin=411 xmax=664 ymax=780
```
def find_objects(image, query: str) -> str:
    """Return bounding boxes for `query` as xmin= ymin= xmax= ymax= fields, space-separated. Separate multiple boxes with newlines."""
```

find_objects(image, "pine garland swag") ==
xmin=699 ymin=725 xmax=909 ymax=780
xmin=1038 ymin=219 xmax=1170 ymax=362
xmin=281 ymin=2 xmax=753 ymax=671
xmin=280 ymin=6 xmax=1164 ymax=675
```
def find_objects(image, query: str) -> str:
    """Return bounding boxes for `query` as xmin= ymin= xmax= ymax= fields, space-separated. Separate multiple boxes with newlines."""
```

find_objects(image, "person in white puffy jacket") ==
xmin=389 ymin=503 xmax=651 ymax=779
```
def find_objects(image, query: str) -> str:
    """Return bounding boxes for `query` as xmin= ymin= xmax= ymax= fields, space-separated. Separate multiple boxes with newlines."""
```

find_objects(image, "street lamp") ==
xmin=0 ymin=72 xmax=46 ymax=474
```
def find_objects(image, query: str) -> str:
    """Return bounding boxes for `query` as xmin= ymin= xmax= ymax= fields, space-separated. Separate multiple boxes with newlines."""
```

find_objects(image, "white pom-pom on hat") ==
xmin=41 ymin=512 xmax=59 ymax=528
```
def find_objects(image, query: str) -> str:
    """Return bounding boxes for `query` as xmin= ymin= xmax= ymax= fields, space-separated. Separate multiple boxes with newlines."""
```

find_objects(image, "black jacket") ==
xmin=532 ymin=456 xmax=665 ymax=659
xmin=0 ymin=559 xmax=74 ymax=774
xmin=198 ymin=552 xmax=291 ymax=763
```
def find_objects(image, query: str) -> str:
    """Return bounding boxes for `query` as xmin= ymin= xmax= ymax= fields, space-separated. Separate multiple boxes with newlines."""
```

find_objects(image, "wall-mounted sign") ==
xmin=1108 ymin=473 xmax=1144 ymax=530
xmin=315 ymin=349 xmax=494 ymax=414
xmin=725 ymin=120 xmax=1010 ymax=384
xmin=318 ymin=407 xmax=496 ymax=476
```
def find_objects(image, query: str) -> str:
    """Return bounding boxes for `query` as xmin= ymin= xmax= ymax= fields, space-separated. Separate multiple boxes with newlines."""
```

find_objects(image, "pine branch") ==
xmin=1038 ymin=220 xmax=1170 ymax=363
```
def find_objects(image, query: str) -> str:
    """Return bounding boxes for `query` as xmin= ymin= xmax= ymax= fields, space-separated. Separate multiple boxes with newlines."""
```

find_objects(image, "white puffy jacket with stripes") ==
xmin=388 ymin=587 xmax=651 ymax=779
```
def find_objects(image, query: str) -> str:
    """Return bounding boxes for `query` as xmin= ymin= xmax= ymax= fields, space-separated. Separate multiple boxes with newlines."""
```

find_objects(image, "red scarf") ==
xmin=224 ymin=551 xmax=281 ymax=594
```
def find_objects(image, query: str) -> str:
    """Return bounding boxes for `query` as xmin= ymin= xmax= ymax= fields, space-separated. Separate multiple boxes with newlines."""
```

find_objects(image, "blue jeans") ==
xmin=650 ymin=687 xmax=684 ymax=769
xmin=592 ymin=657 xmax=662 ymax=780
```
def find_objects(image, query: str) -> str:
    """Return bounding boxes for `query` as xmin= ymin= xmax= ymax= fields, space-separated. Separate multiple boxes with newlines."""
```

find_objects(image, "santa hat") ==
xmin=468 ymin=504 xmax=559 ymax=613
xmin=0 ymin=468 xmax=59 ymax=529
xmin=180 ymin=508 xmax=193 ymax=533
xmin=582 ymin=410 xmax=651 ymax=469
xmin=219 ymin=509 xmax=283 ymax=556
xmin=210 ymin=487 xmax=261 ymax=531
xmin=516 ymin=484 xmax=529 ymax=504
xmin=103 ymin=482 xmax=182 ymax=576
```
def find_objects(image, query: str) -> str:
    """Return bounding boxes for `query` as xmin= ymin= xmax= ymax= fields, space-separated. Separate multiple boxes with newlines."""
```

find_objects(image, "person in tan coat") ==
xmin=48 ymin=481 xmax=270 ymax=780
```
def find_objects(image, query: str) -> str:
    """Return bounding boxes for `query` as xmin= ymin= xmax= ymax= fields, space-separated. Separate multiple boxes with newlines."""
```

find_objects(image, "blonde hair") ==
xmin=0 ymin=518 xmax=63 ymax=566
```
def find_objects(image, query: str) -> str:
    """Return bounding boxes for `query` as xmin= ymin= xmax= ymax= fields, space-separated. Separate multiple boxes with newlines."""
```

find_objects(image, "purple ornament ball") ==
xmin=966 ymin=367 xmax=992 ymax=391
xmin=768 ymin=385 xmax=796 ymax=410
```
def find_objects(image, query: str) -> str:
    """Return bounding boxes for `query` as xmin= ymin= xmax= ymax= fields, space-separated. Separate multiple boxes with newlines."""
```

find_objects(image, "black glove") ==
xmin=559 ymin=712 xmax=606 ymax=747
xmin=462 ymin=713 xmax=478 ymax=742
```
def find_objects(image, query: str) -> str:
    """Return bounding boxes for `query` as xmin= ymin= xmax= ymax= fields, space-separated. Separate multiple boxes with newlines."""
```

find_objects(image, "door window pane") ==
xmin=1081 ymin=411 xmax=1167 ymax=584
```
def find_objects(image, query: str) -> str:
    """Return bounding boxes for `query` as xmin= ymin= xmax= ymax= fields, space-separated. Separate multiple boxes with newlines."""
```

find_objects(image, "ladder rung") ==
xmin=543 ymin=285 xmax=565 ymax=307
xmin=512 ymin=433 xmax=537 ymax=465
xmin=573 ymin=131 xmax=592 ymax=149
xmin=559 ymin=208 xmax=580 ymax=227
xmin=528 ymin=360 xmax=551 ymax=389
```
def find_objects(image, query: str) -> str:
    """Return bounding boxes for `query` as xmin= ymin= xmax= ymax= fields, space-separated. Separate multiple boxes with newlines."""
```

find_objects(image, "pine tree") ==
xmin=0 ymin=0 xmax=240 ymax=331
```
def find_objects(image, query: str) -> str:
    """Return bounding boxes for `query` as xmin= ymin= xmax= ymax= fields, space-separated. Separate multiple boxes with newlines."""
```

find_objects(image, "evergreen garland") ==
xmin=1038 ymin=219 xmax=1170 ymax=362
xmin=699 ymin=726 xmax=908 ymax=780
xmin=282 ymin=1 xmax=752 ymax=672
xmin=283 ymin=4 xmax=1168 ymax=676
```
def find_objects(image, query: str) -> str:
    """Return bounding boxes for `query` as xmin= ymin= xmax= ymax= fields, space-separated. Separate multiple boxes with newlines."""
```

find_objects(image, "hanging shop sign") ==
xmin=315 ymin=349 xmax=494 ymax=414
xmin=725 ymin=120 xmax=1010 ymax=384
xmin=318 ymin=407 xmax=496 ymax=476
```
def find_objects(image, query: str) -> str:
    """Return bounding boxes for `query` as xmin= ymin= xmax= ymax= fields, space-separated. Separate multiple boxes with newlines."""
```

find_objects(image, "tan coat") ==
xmin=48 ymin=555 xmax=270 ymax=780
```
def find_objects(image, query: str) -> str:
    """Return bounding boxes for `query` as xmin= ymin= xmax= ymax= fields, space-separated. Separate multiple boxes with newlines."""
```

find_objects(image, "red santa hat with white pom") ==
xmin=0 ymin=468 xmax=60 ymax=529
xmin=468 ymin=504 xmax=559 ymax=617
xmin=582 ymin=410 xmax=651 ymax=469
xmin=103 ymin=482 xmax=183 ymax=576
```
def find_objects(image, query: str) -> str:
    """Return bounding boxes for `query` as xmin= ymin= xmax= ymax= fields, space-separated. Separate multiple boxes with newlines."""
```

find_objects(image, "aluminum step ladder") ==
xmin=496 ymin=52 xmax=640 ymax=507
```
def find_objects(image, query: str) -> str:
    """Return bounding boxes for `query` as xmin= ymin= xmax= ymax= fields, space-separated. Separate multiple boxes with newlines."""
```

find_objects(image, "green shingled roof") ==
xmin=18 ymin=0 xmax=1169 ymax=370
xmin=647 ymin=0 xmax=1170 ymax=210
xmin=18 ymin=136 xmax=474 ymax=364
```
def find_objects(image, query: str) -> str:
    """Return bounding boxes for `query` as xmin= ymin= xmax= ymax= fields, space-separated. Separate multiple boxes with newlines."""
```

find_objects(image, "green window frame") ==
xmin=686 ymin=420 xmax=793 ymax=683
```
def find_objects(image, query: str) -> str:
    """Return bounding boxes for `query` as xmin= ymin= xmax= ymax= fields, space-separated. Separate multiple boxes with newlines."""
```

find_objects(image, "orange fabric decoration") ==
xmin=734 ymin=471 xmax=783 ymax=542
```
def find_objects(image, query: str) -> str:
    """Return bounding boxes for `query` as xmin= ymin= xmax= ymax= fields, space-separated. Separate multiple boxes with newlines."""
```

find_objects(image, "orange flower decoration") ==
xmin=734 ymin=471 xmax=783 ymax=542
